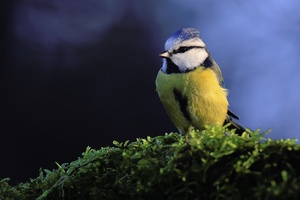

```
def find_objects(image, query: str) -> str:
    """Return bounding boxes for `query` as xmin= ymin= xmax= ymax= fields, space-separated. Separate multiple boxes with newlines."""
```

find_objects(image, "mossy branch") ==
xmin=1 ymin=126 xmax=300 ymax=200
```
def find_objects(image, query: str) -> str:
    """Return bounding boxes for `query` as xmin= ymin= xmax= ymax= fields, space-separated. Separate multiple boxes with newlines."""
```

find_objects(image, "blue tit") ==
xmin=155 ymin=28 xmax=245 ymax=135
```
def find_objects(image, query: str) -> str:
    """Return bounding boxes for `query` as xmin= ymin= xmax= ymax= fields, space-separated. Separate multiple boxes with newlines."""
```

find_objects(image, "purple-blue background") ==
xmin=1 ymin=0 xmax=300 ymax=184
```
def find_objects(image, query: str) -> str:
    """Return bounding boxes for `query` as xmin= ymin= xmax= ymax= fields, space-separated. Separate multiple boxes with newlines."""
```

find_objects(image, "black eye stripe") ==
xmin=173 ymin=46 xmax=204 ymax=54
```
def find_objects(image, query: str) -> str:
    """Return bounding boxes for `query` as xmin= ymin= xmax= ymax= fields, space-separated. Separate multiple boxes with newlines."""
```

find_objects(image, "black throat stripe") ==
xmin=173 ymin=88 xmax=192 ymax=122
xmin=201 ymin=56 xmax=213 ymax=68
xmin=165 ymin=58 xmax=181 ymax=74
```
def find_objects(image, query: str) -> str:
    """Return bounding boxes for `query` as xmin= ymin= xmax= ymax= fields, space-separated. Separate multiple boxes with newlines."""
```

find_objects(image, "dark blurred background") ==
xmin=1 ymin=0 xmax=300 ymax=184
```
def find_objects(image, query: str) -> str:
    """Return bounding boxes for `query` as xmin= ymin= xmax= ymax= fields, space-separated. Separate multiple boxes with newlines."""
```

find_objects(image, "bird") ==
xmin=155 ymin=28 xmax=246 ymax=136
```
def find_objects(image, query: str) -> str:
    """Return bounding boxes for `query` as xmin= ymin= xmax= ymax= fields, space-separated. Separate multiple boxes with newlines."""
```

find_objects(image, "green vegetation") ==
xmin=1 ymin=125 xmax=300 ymax=200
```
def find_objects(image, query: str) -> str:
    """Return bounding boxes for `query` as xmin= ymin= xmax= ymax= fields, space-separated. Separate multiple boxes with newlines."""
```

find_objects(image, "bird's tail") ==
xmin=225 ymin=110 xmax=248 ymax=136
xmin=225 ymin=117 xmax=247 ymax=135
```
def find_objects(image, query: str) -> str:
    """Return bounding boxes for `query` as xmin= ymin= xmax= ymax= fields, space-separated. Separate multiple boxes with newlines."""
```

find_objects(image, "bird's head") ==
xmin=160 ymin=28 xmax=209 ymax=74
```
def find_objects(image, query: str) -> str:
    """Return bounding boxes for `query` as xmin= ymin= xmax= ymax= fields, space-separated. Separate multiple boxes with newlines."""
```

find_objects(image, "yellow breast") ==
xmin=155 ymin=67 xmax=228 ymax=134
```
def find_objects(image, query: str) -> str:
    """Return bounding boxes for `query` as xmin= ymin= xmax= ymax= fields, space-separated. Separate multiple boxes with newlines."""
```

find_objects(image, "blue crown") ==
xmin=165 ymin=28 xmax=200 ymax=50
xmin=172 ymin=28 xmax=200 ymax=41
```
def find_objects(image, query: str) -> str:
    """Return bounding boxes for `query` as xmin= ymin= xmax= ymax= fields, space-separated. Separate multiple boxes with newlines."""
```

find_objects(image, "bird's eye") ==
xmin=177 ymin=46 xmax=189 ymax=53
xmin=173 ymin=46 xmax=194 ymax=54
xmin=173 ymin=46 xmax=204 ymax=54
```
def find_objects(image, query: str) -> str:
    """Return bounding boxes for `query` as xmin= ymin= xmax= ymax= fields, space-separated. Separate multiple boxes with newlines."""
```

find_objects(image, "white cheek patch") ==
xmin=171 ymin=48 xmax=208 ymax=72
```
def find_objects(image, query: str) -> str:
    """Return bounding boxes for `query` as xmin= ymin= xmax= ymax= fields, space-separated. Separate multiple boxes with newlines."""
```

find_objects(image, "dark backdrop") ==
xmin=1 ymin=1 xmax=173 ymax=184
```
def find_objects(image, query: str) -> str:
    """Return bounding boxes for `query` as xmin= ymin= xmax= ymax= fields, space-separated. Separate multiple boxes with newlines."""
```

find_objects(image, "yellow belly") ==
xmin=155 ymin=67 xmax=228 ymax=134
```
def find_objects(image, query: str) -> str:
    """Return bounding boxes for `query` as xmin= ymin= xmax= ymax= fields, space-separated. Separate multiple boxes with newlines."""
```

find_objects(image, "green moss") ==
xmin=1 ymin=126 xmax=300 ymax=200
